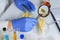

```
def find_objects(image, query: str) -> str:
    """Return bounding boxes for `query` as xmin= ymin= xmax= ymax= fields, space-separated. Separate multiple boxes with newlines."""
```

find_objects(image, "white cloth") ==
xmin=0 ymin=0 xmax=9 ymax=16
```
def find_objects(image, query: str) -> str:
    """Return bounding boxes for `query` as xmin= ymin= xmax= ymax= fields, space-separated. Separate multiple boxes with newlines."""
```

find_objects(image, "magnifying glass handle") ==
xmin=50 ymin=9 xmax=60 ymax=32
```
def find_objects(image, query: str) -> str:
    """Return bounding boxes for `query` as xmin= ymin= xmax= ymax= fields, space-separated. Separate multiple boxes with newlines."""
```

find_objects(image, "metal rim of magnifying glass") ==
xmin=38 ymin=5 xmax=50 ymax=17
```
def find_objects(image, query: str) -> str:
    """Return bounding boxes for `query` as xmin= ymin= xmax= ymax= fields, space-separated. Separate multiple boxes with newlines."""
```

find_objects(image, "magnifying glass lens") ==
xmin=39 ymin=5 xmax=48 ymax=16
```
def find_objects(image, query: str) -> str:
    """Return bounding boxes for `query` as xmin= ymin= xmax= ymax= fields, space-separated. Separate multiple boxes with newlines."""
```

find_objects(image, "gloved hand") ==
xmin=12 ymin=17 xmax=38 ymax=32
xmin=14 ymin=0 xmax=35 ymax=12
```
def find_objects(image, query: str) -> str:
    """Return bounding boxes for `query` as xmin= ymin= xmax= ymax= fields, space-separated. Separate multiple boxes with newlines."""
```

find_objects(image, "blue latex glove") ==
xmin=14 ymin=0 xmax=35 ymax=12
xmin=12 ymin=17 xmax=38 ymax=32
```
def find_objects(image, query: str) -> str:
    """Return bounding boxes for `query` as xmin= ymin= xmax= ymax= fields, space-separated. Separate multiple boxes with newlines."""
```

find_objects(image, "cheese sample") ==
xmin=38 ymin=19 xmax=46 ymax=33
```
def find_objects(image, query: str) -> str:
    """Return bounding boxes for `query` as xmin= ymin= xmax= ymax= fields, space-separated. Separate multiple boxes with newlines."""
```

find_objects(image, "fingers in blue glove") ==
xmin=14 ymin=0 xmax=35 ymax=12
xmin=28 ymin=1 xmax=36 ymax=11
xmin=25 ymin=18 xmax=38 ymax=26
xmin=23 ymin=2 xmax=32 ymax=12
xmin=14 ymin=0 xmax=26 ymax=12
xmin=23 ymin=1 xmax=35 ymax=12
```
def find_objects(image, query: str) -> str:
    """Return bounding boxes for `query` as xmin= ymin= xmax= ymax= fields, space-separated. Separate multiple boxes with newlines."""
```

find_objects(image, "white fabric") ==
xmin=0 ymin=0 xmax=9 ymax=16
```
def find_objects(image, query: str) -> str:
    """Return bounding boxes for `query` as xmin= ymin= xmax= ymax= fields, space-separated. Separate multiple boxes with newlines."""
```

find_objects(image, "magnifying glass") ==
xmin=38 ymin=1 xmax=50 ymax=18
xmin=37 ymin=2 xmax=50 ymax=34
xmin=38 ymin=1 xmax=60 ymax=33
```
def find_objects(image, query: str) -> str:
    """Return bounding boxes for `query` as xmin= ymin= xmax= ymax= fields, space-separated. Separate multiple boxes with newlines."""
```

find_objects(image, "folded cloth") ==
xmin=12 ymin=17 xmax=38 ymax=32
xmin=14 ymin=0 xmax=35 ymax=12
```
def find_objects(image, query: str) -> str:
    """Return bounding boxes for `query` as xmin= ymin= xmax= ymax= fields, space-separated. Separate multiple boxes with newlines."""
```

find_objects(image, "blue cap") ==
xmin=20 ymin=34 xmax=24 ymax=39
